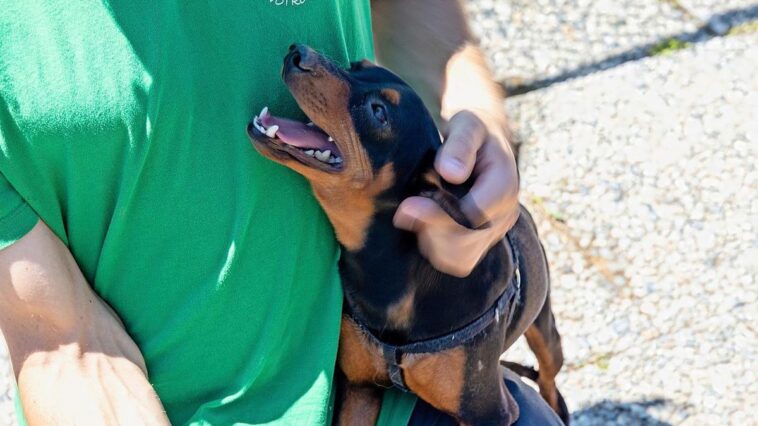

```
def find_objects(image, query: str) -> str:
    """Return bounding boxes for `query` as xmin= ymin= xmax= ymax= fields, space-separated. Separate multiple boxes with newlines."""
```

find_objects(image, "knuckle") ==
xmin=439 ymin=258 xmax=465 ymax=277
xmin=453 ymin=262 xmax=474 ymax=278
xmin=455 ymin=109 xmax=481 ymax=126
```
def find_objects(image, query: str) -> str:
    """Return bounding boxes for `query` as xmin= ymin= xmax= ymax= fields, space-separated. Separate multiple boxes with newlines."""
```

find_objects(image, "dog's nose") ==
xmin=287 ymin=44 xmax=317 ymax=73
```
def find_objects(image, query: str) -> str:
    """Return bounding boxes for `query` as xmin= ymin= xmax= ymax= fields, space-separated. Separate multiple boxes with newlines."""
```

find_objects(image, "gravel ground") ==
xmin=503 ymin=33 xmax=757 ymax=425
xmin=466 ymin=0 xmax=694 ymax=89
xmin=465 ymin=0 xmax=757 ymax=92
xmin=1 ymin=3 xmax=756 ymax=426
xmin=0 ymin=334 xmax=12 ymax=425
xmin=675 ymin=0 xmax=758 ymax=29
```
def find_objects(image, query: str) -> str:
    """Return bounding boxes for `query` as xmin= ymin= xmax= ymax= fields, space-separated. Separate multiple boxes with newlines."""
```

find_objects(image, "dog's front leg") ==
xmin=335 ymin=317 xmax=390 ymax=425
xmin=335 ymin=382 xmax=383 ymax=426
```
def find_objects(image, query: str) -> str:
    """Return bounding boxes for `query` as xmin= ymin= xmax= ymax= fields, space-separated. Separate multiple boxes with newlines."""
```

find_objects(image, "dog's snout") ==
xmin=286 ymin=44 xmax=317 ymax=73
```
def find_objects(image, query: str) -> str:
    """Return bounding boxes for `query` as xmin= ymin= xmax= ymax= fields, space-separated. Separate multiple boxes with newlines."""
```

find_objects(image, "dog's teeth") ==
xmin=253 ymin=118 xmax=266 ymax=133
xmin=304 ymin=149 xmax=315 ymax=156
xmin=260 ymin=106 xmax=269 ymax=118
xmin=328 ymin=156 xmax=337 ymax=164
xmin=306 ymin=122 xmax=315 ymax=127
xmin=334 ymin=157 xmax=343 ymax=164
xmin=315 ymin=150 xmax=331 ymax=162
xmin=265 ymin=125 xmax=279 ymax=138
xmin=327 ymin=136 xmax=334 ymax=142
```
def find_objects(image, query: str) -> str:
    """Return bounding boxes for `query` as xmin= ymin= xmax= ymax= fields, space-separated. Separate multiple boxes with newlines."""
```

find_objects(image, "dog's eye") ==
xmin=371 ymin=103 xmax=388 ymax=125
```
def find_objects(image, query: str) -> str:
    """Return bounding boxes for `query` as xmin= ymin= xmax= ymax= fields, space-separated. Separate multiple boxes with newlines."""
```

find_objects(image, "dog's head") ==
xmin=248 ymin=44 xmax=448 ymax=250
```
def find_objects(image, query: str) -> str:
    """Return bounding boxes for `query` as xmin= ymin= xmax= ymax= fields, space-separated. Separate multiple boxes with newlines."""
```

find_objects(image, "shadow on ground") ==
xmin=571 ymin=398 xmax=677 ymax=426
xmin=504 ymin=4 xmax=758 ymax=95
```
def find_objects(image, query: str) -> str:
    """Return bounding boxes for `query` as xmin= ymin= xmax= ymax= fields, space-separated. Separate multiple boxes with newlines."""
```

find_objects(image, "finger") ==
xmin=461 ymin=136 xmax=520 ymax=227
xmin=433 ymin=257 xmax=474 ymax=278
xmin=422 ymin=226 xmax=494 ymax=278
xmin=435 ymin=111 xmax=488 ymax=184
xmin=393 ymin=196 xmax=450 ymax=232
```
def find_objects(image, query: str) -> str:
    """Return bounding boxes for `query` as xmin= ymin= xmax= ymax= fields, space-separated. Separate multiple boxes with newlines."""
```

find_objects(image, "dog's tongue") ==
xmin=261 ymin=114 xmax=337 ymax=152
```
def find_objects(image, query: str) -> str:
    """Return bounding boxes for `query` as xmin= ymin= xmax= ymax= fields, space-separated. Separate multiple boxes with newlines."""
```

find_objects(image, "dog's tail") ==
xmin=500 ymin=360 xmax=539 ymax=381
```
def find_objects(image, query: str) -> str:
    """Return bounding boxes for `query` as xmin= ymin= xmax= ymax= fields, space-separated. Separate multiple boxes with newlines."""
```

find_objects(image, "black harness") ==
xmin=345 ymin=235 xmax=522 ymax=392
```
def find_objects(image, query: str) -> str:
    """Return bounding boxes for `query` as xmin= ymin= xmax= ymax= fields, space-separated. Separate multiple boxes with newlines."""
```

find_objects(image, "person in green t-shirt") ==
xmin=0 ymin=1 xmax=557 ymax=425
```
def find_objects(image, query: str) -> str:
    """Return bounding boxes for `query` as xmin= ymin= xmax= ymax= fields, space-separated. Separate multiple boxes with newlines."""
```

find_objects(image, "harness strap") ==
xmin=382 ymin=346 xmax=409 ymax=391
xmin=347 ymin=234 xmax=522 ymax=392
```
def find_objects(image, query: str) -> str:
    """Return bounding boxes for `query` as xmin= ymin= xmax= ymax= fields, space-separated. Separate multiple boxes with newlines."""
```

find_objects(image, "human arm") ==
xmin=0 ymin=220 xmax=169 ymax=425
xmin=371 ymin=0 xmax=520 ymax=277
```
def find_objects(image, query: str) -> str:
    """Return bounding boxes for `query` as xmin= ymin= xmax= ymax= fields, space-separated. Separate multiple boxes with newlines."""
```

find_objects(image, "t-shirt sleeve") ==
xmin=0 ymin=172 xmax=37 ymax=250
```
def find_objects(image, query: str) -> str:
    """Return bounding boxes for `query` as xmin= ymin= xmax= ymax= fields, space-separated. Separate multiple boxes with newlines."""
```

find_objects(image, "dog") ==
xmin=247 ymin=44 xmax=568 ymax=425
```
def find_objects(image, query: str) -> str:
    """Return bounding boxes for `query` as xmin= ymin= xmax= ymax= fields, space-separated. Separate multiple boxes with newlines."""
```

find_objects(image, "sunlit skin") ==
xmin=0 ymin=222 xmax=169 ymax=425
xmin=373 ymin=0 xmax=520 ymax=278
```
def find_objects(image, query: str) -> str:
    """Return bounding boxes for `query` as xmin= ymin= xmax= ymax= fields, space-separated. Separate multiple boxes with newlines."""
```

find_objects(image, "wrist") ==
xmin=441 ymin=45 xmax=505 ymax=119
xmin=18 ymin=348 xmax=167 ymax=426
xmin=440 ymin=45 xmax=509 ymax=142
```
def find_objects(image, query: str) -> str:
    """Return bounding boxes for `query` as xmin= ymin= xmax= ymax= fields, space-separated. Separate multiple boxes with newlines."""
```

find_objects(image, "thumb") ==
xmin=436 ymin=111 xmax=486 ymax=184
xmin=393 ymin=196 xmax=448 ymax=232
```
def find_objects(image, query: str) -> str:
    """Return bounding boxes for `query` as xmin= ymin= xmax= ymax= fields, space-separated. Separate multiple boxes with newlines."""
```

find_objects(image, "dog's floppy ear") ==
xmin=419 ymin=169 xmax=474 ymax=229
xmin=414 ymin=152 xmax=489 ymax=230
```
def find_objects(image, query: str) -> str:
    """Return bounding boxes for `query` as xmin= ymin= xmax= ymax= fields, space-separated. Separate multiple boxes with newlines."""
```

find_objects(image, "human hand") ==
xmin=393 ymin=110 xmax=520 ymax=277
xmin=1 ymin=221 xmax=170 ymax=425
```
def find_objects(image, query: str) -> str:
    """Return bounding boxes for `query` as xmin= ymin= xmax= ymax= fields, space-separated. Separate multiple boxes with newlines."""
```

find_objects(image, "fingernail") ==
xmin=442 ymin=158 xmax=465 ymax=175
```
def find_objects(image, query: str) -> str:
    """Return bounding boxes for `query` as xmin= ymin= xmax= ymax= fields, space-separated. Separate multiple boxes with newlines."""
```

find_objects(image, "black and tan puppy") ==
xmin=248 ymin=44 xmax=568 ymax=426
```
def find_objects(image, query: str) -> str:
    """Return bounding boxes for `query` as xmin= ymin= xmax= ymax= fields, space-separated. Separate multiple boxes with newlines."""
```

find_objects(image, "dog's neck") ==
xmin=309 ymin=163 xmax=397 ymax=252
xmin=336 ymin=198 xmax=511 ymax=344
xmin=308 ymin=149 xmax=437 ymax=253
xmin=311 ymin=151 xmax=512 ymax=343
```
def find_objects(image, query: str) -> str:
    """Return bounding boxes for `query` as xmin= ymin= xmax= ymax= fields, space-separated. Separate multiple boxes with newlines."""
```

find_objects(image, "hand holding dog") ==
xmin=394 ymin=110 xmax=520 ymax=278
xmin=374 ymin=2 xmax=520 ymax=277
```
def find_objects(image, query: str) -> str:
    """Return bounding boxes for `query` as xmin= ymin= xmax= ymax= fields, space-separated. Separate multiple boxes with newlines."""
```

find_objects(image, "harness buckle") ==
xmin=383 ymin=346 xmax=409 ymax=392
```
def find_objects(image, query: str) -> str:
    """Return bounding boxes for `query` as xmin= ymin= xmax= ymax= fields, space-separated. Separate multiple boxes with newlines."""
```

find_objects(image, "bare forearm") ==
xmin=0 ymin=221 xmax=169 ymax=425
xmin=371 ymin=0 xmax=507 ymax=131
xmin=376 ymin=0 xmax=521 ymax=276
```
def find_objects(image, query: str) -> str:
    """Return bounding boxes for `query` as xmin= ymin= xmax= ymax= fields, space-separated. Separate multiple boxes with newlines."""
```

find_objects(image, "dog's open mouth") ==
xmin=248 ymin=106 xmax=344 ymax=172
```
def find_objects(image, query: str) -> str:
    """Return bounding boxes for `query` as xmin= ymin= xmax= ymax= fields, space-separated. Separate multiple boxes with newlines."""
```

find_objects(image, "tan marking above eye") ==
xmin=380 ymin=88 xmax=401 ymax=106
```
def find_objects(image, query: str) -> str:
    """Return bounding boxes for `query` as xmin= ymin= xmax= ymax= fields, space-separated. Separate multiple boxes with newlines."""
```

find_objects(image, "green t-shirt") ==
xmin=0 ymin=1 xmax=416 ymax=424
